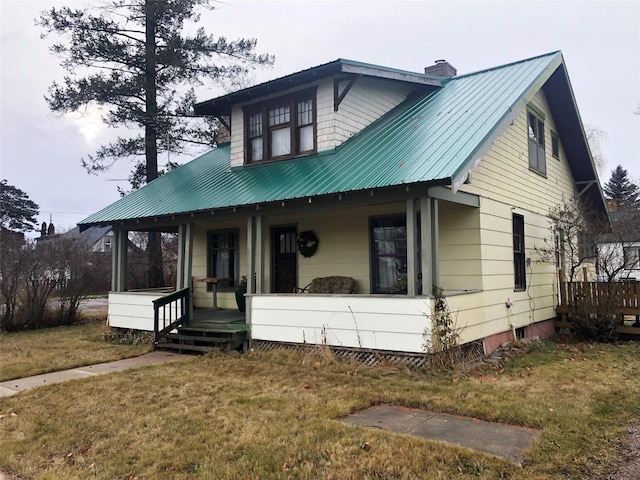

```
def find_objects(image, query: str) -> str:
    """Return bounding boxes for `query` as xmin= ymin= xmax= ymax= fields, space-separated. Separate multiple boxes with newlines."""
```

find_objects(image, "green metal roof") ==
xmin=80 ymin=51 xmax=606 ymax=226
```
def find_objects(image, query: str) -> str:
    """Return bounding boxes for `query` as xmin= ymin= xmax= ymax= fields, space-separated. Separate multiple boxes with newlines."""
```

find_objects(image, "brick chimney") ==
xmin=425 ymin=59 xmax=457 ymax=78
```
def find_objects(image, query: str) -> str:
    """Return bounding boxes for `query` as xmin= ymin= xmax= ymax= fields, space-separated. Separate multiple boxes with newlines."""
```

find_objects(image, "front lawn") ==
xmin=0 ymin=340 xmax=638 ymax=479
xmin=0 ymin=314 xmax=152 ymax=381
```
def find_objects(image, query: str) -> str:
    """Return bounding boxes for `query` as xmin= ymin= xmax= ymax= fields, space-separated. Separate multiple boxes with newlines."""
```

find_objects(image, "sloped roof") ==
xmin=62 ymin=225 xmax=112 ymax=247
xmin=80 ymin=51 xmax=607 ymax=227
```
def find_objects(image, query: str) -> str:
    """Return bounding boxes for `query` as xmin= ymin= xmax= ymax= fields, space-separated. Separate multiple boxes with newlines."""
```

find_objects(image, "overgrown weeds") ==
xmin=424 ymin=287 xmax=468 ymax=368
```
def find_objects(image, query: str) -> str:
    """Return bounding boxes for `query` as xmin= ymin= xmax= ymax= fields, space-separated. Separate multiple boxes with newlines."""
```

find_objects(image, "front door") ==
xmin=273 ymin=226 xmax=297 ymax=293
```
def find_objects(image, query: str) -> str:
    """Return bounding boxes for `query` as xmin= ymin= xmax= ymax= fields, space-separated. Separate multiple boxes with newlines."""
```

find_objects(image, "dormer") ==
xmin=194 ymin=59 xmax=448 ymax=168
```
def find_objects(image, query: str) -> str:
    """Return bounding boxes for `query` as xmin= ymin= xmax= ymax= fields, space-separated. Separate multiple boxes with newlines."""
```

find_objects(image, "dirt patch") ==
xmin=601 ymin=421 xmax=640 ymax=480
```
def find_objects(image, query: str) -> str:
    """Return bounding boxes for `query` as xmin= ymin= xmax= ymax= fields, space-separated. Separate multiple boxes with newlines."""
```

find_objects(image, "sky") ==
xmin=1 ymin=0 xmax=639 ymax=235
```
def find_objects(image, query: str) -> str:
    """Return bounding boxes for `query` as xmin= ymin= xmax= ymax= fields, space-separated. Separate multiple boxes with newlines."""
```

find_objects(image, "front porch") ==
xmin=108 ymin=288 xmax=249 ymax=353
xmin=107 ymin=287 xmax=437 ymax=355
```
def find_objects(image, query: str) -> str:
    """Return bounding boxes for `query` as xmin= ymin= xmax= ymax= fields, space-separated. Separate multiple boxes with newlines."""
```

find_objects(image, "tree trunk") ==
xmin=144 ymin=0 xmax=164 ymax=288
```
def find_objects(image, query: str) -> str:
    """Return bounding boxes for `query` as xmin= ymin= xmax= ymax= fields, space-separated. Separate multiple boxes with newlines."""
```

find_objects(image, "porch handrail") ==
xmin=153 ymin=287 xmax=190 ymax=345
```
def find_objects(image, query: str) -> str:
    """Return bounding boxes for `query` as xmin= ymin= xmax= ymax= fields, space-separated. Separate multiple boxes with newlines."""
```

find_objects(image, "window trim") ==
xmin=243 ymin=88 xmax=317 ymax=165
xmin=206 ymin=228 xmax=239 ymax=291
xmin=513 ymin=214 xmax=526 ymax=291
xmin=527 ymin=107 xmax=547 ymax=176
xmin=551 ymin=131 xmax=560 ymax=159
xmin=623 ymin=246 xmax=640 ymax=270
xmin=369 ymin=214 xmax=408 ymax=294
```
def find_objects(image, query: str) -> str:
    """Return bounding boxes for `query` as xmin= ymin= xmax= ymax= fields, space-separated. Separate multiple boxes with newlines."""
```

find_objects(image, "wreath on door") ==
xmin=297 ymin=230 xmax=319 ymax=258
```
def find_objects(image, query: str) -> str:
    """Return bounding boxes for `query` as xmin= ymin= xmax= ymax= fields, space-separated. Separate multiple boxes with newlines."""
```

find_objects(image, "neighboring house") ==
xmin=596 ymin=210 xmax=640 ymax=281
xmin=79 ymin=51 xmax=607 ymax=356
xmin=38 ymin=225 xmax=114 ymax=252
xmin=64 ymin=225 xmax=114 ymax=253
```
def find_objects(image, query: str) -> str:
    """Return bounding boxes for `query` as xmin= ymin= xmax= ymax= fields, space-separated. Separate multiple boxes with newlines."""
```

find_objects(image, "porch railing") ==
xmin=153 ymin=287 xmax=190 ymax=346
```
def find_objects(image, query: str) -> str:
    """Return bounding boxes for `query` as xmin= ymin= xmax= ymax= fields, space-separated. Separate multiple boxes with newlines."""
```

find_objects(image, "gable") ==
xmin=463 ymin=88 xmax=578 ymax=216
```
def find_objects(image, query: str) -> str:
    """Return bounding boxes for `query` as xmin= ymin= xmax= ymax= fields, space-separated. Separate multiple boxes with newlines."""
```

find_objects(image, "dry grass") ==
xmin=0 ymin=313 xmax=152 ymax=381
xmin=0 ymin=340 xmax=639 ymax=479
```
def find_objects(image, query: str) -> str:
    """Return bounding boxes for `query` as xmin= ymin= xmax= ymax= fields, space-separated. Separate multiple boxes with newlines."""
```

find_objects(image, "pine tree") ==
xmin=603 ymin=165 xmax=640 ymax=211
xmin=38 ymin=0 xmax=273 ymax=286
xmin=0 ymin=180 xmax=40 ymax=233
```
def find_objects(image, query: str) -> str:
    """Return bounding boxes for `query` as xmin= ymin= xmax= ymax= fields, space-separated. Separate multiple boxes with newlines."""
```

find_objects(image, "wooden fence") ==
xmin=556 ymin=280 xmax=640 ymax=335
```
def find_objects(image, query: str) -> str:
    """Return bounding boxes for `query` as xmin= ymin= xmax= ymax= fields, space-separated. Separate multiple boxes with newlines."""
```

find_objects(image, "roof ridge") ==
xmin=448 ymin=51 xmax=561 ymax=82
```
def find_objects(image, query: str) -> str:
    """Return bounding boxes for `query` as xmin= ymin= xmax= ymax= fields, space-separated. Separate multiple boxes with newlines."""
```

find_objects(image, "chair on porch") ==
xmin=296 ymin=276 xmax=357 ymax=294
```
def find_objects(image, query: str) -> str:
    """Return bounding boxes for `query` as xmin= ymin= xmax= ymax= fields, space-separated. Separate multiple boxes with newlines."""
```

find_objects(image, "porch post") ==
xmin=112 ymin=229 xmax=128 ymax=292
xmin=246 ymin=217 xmax=255 ymax=325
xmin=420 ymin=197 xmax=433 ymax=295
xmin=176 ymin=224 xmax=185 ymax=290
xmin=111 ymin=229 xmax=119 ymax=292
xmin=406 ymin=199 xmax=417 ymax=296
xmin=255 ymin=215 xmax=264 ymax=294
xmin=182 ymin=223 xmax=194 ymax=291
xmin=431 ymin=198 xmax=440 ymax=288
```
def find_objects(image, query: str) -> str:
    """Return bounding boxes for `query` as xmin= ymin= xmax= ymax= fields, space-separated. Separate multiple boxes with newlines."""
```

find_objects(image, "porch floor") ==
xmin=190 ymin=308 xmax=247 ymax=330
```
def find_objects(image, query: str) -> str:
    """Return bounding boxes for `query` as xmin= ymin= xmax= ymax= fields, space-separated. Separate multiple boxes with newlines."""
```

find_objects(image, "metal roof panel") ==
xmin=82 ymin=51 xmax=605 ymax=226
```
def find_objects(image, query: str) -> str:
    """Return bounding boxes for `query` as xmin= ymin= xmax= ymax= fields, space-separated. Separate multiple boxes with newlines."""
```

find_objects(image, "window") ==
xmin=578 ymin=232 xmax=597 ymax=262
xmin=244 ymin=89 xmax=316 ymax=164
xmin=528 ymin=110 xmax=546 ymax=175
xmin=624 ymin=246 xmax=640 ymax=270
xmin=207 ymin=230 xmax=239 ymax=289
xmin=513 ymin=214 xmax=526 ymax=291
xmin=551 ymin=131 xmax=560 ymax=159
xmin=370 ymin=216 xmax=407 ymax=294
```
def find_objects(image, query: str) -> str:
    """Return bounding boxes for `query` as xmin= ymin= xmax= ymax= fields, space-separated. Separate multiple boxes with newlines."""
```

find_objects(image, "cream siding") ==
xmin=251 ymin=295 xmax=431 ymax=353
xmin=332 ymin=77 xmax=414 ymax=146
xmin=461 ymin=89 xmax=576 ymax=214
xmin=108 ymin=290 xmax=173 ymax=331
xmin=445 ymin=89 xmax=577 ymax=344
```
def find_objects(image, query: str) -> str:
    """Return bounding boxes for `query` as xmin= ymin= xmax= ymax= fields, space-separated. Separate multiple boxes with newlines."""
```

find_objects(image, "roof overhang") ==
xmin=194 ymin=59 xmax=443 ymax=117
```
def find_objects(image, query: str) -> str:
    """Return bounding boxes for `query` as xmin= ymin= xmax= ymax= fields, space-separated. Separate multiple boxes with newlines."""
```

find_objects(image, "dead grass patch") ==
xmin=0 ymin=341 xmax=639 ymax=479
xmin=0 ymin=314 xmax=152 ymax=381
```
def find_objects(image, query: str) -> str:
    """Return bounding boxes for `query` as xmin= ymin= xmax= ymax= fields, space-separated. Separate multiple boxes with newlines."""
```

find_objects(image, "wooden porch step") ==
xmin=178 ymin=327 xmax=247 ymax=335
xmin=155 ymin=342 xmax=220 ymax=353
xmin=155 ymin=326 xmax=249 ymax=355
xmin=165 ymin=333 xmax=236 ymax=344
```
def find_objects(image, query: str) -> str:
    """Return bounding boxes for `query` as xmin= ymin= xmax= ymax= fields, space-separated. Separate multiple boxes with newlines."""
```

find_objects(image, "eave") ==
xmin=193 ymin=58 xmax=444 ymax=117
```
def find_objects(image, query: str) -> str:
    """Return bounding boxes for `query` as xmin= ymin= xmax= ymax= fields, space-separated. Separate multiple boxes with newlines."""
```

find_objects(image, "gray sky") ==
xmin=1 ymin=0 xmax=639 ymax=235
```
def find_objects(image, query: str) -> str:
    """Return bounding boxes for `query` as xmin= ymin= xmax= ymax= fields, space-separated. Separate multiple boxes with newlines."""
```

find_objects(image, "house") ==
xmin=37 ymin=224 xmax=114 ymax=252
xmin=79 ymin=51 xmax=608 ymax=358
xmin=596 ymin=210 xmax=640 ymax=281
xmin=63 ymin=225 xmax=114 ymax=253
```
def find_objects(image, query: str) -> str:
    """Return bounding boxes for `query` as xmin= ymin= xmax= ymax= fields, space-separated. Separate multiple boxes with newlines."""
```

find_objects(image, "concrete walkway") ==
xmin=342 ymin=404 xmax=540 ymax=465
xmin=0 ymin=351 xmax=190 ymax=398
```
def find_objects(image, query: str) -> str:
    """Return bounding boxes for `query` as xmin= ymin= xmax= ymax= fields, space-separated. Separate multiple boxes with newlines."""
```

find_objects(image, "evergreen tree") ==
xmin=38 ymin=0 xmax=273 ymax=286
xmin=603 ymin=165 xmax=640 ymax=211
xmin=0 ymin=180 xmax=40 ymax=233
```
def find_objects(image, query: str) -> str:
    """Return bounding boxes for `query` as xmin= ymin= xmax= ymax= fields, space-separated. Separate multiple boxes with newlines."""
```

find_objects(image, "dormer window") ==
xmin=244 ymin=88 xmax=317 ymax=164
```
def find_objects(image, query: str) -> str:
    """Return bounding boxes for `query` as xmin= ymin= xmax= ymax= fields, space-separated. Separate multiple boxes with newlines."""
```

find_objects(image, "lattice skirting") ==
xmin=252 ymin=340 xmax=484 ymax=369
